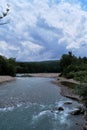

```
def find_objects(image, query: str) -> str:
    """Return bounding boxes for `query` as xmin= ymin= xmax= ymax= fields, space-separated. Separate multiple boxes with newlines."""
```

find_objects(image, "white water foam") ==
xmin=32 ymin=110 xmax=51 ymax=121
xmin=17 ymin=103 xmax=23 ymax=107
xmin=0 ymin=102 xmax=24 ymax=112
xmin=0 ymin=106 xmax=14 ymax=112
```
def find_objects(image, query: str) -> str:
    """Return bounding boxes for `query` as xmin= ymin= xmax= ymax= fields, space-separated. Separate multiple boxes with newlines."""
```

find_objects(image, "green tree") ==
xmin=8 ymin=58 xmax=16 ymax=76
xmin=59 ymin=52 xmax=77 ymax=73
xmin=0 ymin=55 xmax=16 ymax=76
xmin=0 ymin=55 xmax=8 ymax=75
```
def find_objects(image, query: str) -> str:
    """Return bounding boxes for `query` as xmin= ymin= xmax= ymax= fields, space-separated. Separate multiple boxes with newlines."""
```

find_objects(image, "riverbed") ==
xmin=0 ymin=77 xmax=85 ymax=130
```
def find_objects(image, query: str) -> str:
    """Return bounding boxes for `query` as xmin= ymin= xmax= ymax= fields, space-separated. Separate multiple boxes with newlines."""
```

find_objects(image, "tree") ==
xmin=0 ymin=55 xmax=8 ymax=75
xmin=7 ymin=58 xmax=16 ymax=76
xmin=59 ymin=52 xmax=77 ymax=72
xmin=0 ymin=55 xmax=16 ymax=76
xmin=0 ymin=4 xmax=10 ymax=25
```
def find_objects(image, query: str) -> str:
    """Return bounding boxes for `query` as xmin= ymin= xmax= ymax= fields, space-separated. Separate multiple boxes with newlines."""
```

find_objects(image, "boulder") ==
xmin=57 ymin=107 xmax=64 ymax=111
xmin=84 ymin=111 xmax=87 ymax=121
xmin=70 ymin=109 xmax=81 ymax=115
xmin=70 ymin=106 xmax=85 ymax=115
xmin=83 ymin=125 xmax=87 ymax=130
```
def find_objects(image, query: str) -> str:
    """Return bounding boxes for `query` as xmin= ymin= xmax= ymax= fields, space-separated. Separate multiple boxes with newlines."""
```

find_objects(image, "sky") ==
xmin=0 ymin=0 xmax=87 ymax=61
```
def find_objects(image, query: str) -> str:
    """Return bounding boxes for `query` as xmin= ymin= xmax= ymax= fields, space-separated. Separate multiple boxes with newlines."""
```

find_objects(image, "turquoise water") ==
xmin=0 ymin=77 xmax=84 ymax=130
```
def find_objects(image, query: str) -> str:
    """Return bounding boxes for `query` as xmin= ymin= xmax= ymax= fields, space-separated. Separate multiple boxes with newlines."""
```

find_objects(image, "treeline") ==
xmin=59 ymin=52 xmax=87 ymax=83
xmin=16 ymin=60 xmax=60 ymax=73
xmin=0 ymin=55 xmax=60 ymax=76
xmin=0 ymin=52 xmax=87 ymax=82
xmin=0 ymin=55 xmax=16 ymax=76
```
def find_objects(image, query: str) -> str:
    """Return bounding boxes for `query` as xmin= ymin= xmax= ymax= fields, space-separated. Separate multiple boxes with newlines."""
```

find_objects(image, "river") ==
xmin=0 ymin=77 xmax=85 ymax=130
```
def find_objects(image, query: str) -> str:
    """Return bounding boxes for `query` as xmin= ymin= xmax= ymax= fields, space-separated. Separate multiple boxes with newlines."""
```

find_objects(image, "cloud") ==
xmin=0 ymin=0 xmax=87 ymax=61
xmin=0 ymin=41 xmax=19 ymax=58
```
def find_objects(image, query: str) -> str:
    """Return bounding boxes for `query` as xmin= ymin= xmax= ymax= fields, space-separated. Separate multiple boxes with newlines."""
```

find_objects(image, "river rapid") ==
xmin=0 ymin=77 xmax=85 ymax=130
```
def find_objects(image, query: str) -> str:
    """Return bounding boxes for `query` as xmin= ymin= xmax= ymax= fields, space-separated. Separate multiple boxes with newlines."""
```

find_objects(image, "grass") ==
xmin=65 ymin=71 xmax=87 ymax=83
xmin=73 ymin=71 xmax=87 ymax=83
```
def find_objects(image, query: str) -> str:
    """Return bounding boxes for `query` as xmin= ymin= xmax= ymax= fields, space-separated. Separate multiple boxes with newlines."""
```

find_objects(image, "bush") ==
xmin=74 ymin=71 xmax=87 ymax=83
xmin=64 ymin=71 xmax=74 ymax=79
xmin=76 ymin=83 xmax=87 ymax=106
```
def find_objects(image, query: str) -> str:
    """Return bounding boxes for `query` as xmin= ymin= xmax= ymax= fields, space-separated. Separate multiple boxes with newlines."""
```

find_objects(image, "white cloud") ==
xmin=9 ymin=0 xmax=87 ymax=47
xmin=0 ymin=0 xmax=87 ymax=60
xmin=0 ymin=41 xmax=19 ymax=58
xmin=14 ymin=41 xmax=44 ymax=61
xmin=21 ymin=41 xmax=44 ymax=53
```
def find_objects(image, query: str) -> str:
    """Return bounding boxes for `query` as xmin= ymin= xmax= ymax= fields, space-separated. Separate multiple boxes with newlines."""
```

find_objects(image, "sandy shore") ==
xmin=0 ymin=76 xmax=15 ymax=84
xmin=28 ymin=73 xmax=59 ymax=78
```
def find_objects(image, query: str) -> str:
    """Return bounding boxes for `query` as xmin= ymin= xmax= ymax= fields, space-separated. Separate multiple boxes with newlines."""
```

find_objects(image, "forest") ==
xmin=16 ymin=60 xmax=60 ymax=73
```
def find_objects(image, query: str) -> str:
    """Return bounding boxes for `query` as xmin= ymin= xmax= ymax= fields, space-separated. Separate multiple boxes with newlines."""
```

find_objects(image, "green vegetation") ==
xmin=76 ymin=83 xmax=87 ymax=106
xmin=16 ymin=60 xmax=60 ymax=73
xmin=0 ymin=55 xmax=16 ymax=76
xmin=59 ymin=52 xmax=87 ymax=83
xmin=59 ymin=52 xmax=87 ymax=106
xmin=0 ymin=56 xmax=60 ymax=76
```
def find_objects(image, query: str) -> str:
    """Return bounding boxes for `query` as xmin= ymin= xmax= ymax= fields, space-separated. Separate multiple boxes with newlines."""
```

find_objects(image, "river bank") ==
xmin=29 ymin=73 xmax=80 ymax=101
xmin=52 ymin=76 xmax=80 ymax=101
xmin=0 ymin=76 xmax=15 ymax=84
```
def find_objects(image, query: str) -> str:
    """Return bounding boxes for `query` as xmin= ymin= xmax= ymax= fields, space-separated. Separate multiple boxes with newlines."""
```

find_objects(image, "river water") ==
xmin=0 ymin=77 xmax=85 ymax=130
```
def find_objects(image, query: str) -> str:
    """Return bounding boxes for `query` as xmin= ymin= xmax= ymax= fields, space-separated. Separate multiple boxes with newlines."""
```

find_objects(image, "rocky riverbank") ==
xmin=52 ymin=76 xmax=87 ymax=130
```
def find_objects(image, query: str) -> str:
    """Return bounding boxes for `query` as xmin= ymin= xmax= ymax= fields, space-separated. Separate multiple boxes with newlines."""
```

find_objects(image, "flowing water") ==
xmin=0 ymin=77 xmax=85 ymax=130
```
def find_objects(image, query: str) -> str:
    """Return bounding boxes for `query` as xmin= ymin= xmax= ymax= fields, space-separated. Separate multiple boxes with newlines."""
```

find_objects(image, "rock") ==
xmin=75 ymin=122 xmax=79 ymax=125
xmin=57 ymin=107 xmax=64 ymax=111
xmin=70 ymin=106 xmax=86 ymax=115
xmin=76 ymin=106 xmax=85 ymax=114
xmin=64 ymin=101 xmax=72 ymax=105
xmin=70 ymin=109 xmax=81 ymax=115
xmin=84 ymin=111 xmax=87 ymax=121
xmin=83 ymin=125 xmax=87 ymax=130
xmin=50 ymin=106 xmax=64 ymax=112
